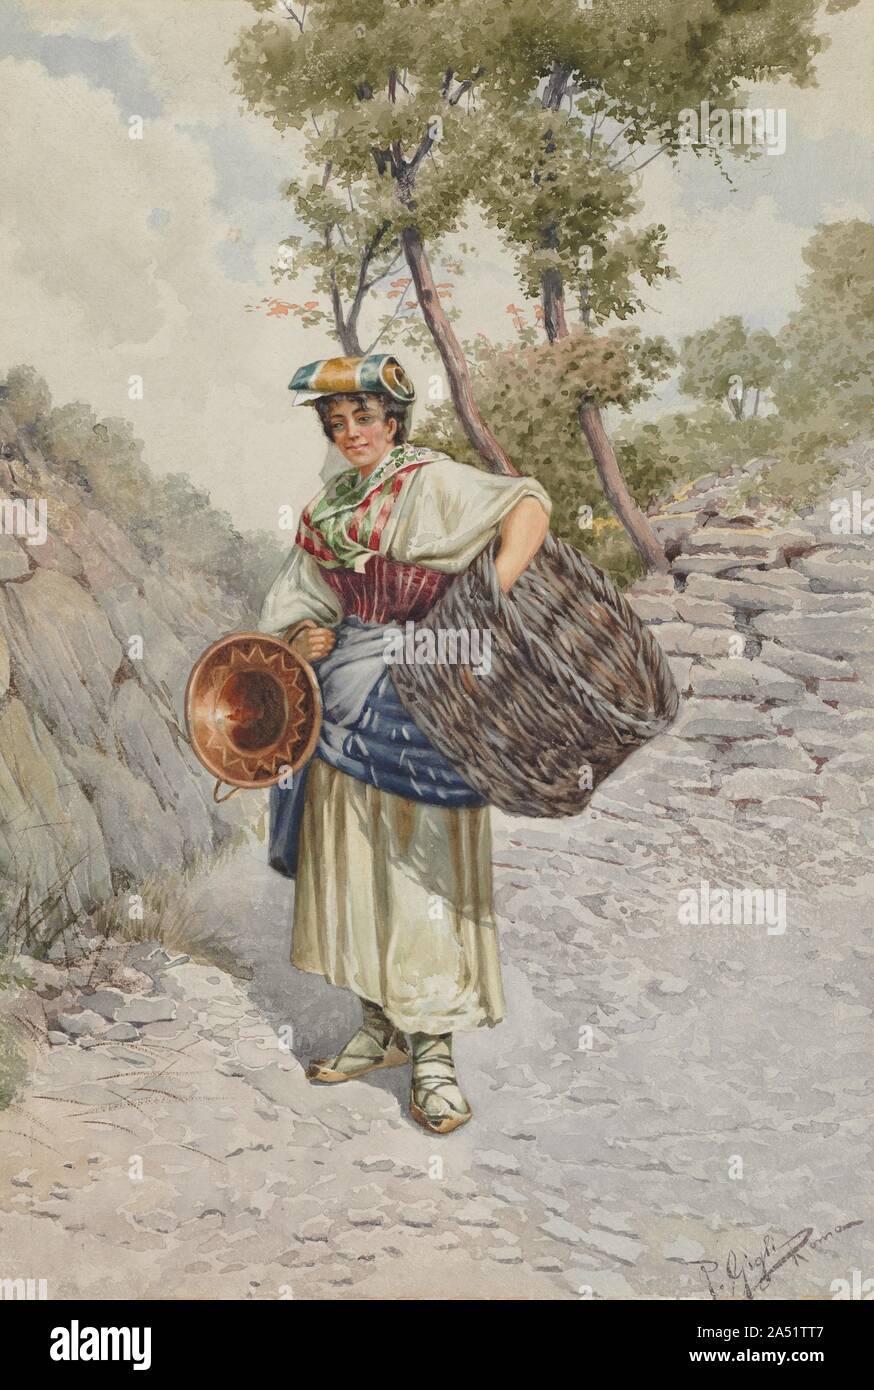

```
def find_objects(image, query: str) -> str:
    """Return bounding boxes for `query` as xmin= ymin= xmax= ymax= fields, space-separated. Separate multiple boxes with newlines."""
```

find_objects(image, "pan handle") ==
xmin=213 ymin=780 xmax=240 ymax=804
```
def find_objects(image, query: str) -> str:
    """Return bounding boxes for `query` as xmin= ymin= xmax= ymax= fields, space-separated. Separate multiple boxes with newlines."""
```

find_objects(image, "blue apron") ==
xmin=268 ymin=617 xmax=486 ymax=878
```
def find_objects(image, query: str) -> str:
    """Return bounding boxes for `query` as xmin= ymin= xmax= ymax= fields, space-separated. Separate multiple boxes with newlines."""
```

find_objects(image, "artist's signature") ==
xmin=693 ymin=1221 xmax=864 ymax=1299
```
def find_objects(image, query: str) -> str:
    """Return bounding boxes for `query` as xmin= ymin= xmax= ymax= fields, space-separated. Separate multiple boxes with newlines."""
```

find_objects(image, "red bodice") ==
xmin=320 ymin=552 xmax=453 ymax=623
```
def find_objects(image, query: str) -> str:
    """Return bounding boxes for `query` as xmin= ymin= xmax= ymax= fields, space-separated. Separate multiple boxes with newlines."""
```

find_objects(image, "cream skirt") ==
xmin=291 ymin=758 xmax=505 ymax=1034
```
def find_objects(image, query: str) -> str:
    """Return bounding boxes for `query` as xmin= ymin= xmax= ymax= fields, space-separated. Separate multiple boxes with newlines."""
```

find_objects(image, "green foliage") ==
xmin=555 ymin=215 xmax=867 ymax=530
xmin=678 ymin=316 xmax=782 ymax=418
xmin=613 ymin=402 xmax=845 ymax=520
xmin=736 ymin=424 xmax=844 ymax=511
xmin=416 ymin=214 xmax=869 ymax=581
xmin=230 ymin=0 xmax=845 ymax=350
xmin=229 ymin=0 xmax=857 ymax=585
xmin=464 ymin=0 xmax=854 ymax=362
xmin=473 ymin=102 xmax=676 ymax=321
xmin=0 ymin=367 xmax=285 ymax=614
xmin=229 ymin=2 xmax=499 ymax=351
xmin=416 ymin=326 xmax=675 ymax=585
xmin=664 ymin=221 xmax=874 ymax=512
xmin=661 ymin=216 xmax=872 ymax=505
xmin=34 ymin=404 xmax=154 ymax=525
xmin=0 ymin=859 xmax=91 ymax=963
xmin=140 ymin=473 xmax=285 ymax=612
xmin=230 ymin=1 xmax=493 ymax=240
xmin=472 ymin=0 xmax=841 ymax=131
xmin=775 ymin=220 xmax=874 ymax=438
xmin=270 ymin=170 xmax=408 ymax=352
xmin=0 ymin=364 xmax=52 ymax=429
xmin=620 ymin=404 xmax=779 ymax=476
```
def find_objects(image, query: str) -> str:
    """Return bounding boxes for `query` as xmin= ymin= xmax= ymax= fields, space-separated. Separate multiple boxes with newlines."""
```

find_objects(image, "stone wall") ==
xmin=626 ymin=441 xmax=874 ymax=838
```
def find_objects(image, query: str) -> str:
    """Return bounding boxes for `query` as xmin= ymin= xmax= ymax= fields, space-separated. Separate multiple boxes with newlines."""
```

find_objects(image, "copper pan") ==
xmin=184 ymin=631 xmax=321 ymax=802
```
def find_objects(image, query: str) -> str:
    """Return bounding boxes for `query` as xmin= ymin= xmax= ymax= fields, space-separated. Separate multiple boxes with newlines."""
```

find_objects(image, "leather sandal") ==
xmin=306 ymin=1003 xmax=410 ymax=1084
xmin=408 ymin=1032 xmax=473 ymax=1134
xmin=307 ymin=1033 xmax=409 ymax=1083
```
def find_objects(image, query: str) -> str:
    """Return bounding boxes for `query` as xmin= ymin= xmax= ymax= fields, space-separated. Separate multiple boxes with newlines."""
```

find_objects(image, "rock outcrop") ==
xmin=0 ymin=406 xmax=253 ymax=926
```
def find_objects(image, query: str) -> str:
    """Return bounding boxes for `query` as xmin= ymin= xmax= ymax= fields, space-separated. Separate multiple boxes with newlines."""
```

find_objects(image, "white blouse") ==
xmin=257 ymin=450 xmax=552 ymax=637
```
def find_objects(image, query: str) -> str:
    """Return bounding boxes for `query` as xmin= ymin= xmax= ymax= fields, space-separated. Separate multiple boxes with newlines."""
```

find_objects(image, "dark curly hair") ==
xmin=313 ymin=391 xmax=410 ymax=446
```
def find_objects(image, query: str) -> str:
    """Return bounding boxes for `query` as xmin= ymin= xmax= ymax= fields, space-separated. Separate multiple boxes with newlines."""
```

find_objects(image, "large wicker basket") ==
xmin=390 ymin=532 xmax=679 ymax=818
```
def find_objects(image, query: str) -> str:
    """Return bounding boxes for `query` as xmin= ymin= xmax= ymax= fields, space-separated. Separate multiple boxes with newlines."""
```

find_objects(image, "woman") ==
xmin=257 ymin=353 xmax=551 ymax=1134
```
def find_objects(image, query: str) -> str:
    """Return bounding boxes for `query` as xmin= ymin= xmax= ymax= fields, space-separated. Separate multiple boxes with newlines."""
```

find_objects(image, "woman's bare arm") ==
xmin=494 ymin=496 xmax=550 ymax=593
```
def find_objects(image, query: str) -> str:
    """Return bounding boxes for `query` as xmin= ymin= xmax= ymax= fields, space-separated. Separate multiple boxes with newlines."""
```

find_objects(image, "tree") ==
xmin=230 ymin=1 xmax=513 ymax=466
xmin=466 ymin=0 xmax=855 ymax=568
xmin=417 ymin=321 xmax=677 ymax=585
xmin=272 ymin=154 xmax=409 ymax=355
xmin=678 ymin=316 xmax=782 ymax=419
xmin=775 ymin=219 xmax=874 ymax=436
xmin=0 ymin=365 xmax=52 ymax=430
xmin=230 ymin=0 xmax=856 ymax=570
xmin=468 ymin=84 xmax=676 ymax=568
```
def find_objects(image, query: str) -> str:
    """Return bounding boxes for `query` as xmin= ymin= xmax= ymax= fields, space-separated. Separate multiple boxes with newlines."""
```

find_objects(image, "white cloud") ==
xmin=0 ymin=52 xmax=329 ymax=533
xmin=20 ymin=0 xmax=257 ymax=123
xmin=635 ymin=159 xmax=809 ymax=337
xmin=821 ymin=198 xmax=872 ymax=224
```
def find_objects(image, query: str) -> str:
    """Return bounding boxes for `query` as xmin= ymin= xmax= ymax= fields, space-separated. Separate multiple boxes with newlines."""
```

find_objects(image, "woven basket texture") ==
xmin=390 ymin=533 xmax=680 ymax=817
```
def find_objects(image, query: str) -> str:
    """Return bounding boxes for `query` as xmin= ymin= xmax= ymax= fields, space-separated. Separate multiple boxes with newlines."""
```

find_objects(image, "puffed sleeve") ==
xmin=256 ymin=543 xmax=343 ymax=636
xmin=383 ymin=455 xmax=552 ymax=572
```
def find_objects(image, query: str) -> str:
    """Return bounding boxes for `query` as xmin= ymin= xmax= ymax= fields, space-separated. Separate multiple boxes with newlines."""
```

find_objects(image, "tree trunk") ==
xmin=540 ymin=271 xmax=669 ymax=573
xmin=541 ymin=268 xmax=568 ymax=342
xmin=329 ymin=274 xmax=363 ymax=355
xmin=345 ymin=218 xmax=390 ymax=353
xmin=342 ymin=307 xmax=364 ymax=356
xmin=400 ymin=223 xmax=518 ymax=477
xmin=577 ymin=400 xmax=670 ymax=573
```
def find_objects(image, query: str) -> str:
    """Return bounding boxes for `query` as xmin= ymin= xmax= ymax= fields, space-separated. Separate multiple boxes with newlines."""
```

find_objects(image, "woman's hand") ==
xmin=291 ymin=626 xmax=337 ymax=663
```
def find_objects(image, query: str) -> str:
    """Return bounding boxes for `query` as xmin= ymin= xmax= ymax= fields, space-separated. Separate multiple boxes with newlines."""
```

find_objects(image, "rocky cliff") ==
xmin=0 ymin=404 xmax=253 ymax=932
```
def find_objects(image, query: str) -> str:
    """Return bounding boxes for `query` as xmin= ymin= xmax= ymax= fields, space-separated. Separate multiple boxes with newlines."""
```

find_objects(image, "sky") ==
xmin=0 ymin=0 xmax=872 ymax=534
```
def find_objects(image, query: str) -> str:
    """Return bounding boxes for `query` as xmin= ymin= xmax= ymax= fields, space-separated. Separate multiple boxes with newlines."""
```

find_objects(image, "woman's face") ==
xmin=326 ymin=395 xmax=397 ymax=473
